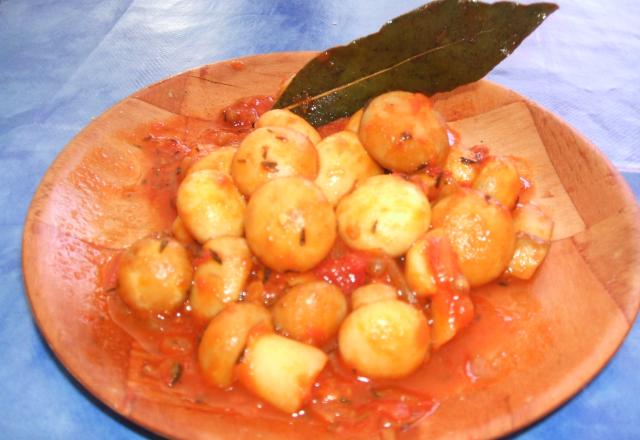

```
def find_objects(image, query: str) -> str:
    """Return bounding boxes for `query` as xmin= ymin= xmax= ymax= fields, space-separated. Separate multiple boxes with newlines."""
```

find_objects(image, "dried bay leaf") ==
xmin=274 ymin=0 xmax=558 ymax=126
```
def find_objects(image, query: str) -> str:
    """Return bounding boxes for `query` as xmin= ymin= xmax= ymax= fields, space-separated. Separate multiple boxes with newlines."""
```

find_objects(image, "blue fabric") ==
xmin=1 ymin=1 xmax=638 ymax=438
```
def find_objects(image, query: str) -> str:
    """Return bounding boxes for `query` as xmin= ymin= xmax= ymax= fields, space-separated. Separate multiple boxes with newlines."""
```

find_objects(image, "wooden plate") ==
xmin=22 ymin=52 xmax=640 ymax=439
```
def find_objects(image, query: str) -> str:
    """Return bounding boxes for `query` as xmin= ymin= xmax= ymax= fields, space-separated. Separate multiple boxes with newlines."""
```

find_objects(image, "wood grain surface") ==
xmin=22 ymin=52 xmax=640 ymax=439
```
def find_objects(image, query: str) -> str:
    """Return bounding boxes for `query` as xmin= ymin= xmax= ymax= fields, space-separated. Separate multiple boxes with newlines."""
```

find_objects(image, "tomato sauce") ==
xmin=316 ymin=117 xmax=349 ymax=138
xmin=95 ymin=96 xmax=548 ymax=438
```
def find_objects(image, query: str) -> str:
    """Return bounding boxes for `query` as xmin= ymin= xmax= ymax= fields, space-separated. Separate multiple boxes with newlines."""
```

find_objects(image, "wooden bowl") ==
xmin=22 ymin=52 xmax=640 ymax=439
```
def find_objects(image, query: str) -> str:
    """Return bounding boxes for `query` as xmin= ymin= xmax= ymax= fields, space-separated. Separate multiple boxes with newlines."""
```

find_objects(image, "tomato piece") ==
xmin=222 ymin=95 xmax=274 ymax=128
xmin=471 ymin=144 xmax=490 ymax=163
xmin=427 ymin=234 xmax=460 ymax=287
xmin=430 ymin=292 xmax=474 ymax=349
xmin=426 ymin=234 xmax=475 ymax=348
xmin=314 ymin=251 xmax=369 ymax=294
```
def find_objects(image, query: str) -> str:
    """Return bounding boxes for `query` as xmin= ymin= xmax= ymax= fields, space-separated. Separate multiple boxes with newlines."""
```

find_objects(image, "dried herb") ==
xmin=460 ymin=156 xmax=477 ymax=165
xmin=299 ymin=228 xmax=306 ymax=246
xmin=261 ymin=160 xmax=278 ymax=172
xmin=237 ymin=348 xmax=247 ymax=364
xmin=274 ymin=0 xmax=557 ymax=126
xmin=400 ymin=131 xmax=413 ymax=142
xmin=168 ymin=362 xmax=183 ymax=387
xmin=209 ymin=249 xmax=223 ymax=264
xmin=415 ymin=163 xmax=429 ymax=172
xmin=159 ymin=239 xmax=169 ymax=253
xmin=263 ymin=267 xmax=272 ymax=283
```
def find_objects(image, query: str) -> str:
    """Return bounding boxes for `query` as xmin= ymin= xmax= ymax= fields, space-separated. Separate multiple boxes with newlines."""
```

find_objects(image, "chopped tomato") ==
xmin=314 ymin=250 xmax=369 ymax=294
xmin=427 ymin=234 xmax=460 ymax=287
xmin=222 ymin=95 xmax=274 ymax=128
xmin=426 ymin=234 xmax=475 ymax=348
xmin=430 ymin=292 xmax=474 ymax=349
xmin=471 ymin=144 xmax=490 ymax=163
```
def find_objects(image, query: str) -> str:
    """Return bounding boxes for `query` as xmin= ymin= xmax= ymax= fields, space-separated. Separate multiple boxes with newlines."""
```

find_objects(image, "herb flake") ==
xmin=209 ymin=249 xmax=223 ymax=264
xmin=261 ymin=160 xmax=278 ymax=172
xmin=168 ymin=362 xmax=183 ymax=387
xmin=460 ymin=156 xmax=477 ymax=165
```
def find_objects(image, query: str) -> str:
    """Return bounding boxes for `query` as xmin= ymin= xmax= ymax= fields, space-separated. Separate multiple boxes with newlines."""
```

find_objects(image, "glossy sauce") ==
xmin=95 ymin=97 xmax=547 ymax=438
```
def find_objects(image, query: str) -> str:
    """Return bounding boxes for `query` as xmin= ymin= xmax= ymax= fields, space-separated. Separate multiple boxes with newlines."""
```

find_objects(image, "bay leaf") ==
xmin=273 ymin=0 xmax=558 ymax=126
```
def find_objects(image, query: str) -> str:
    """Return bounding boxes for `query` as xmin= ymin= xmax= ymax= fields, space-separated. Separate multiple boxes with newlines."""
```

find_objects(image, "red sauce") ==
xmin=316 ymin=116 xmax=349 ymax=138
xmin=96 ymin=96 xmax=548 ymax=438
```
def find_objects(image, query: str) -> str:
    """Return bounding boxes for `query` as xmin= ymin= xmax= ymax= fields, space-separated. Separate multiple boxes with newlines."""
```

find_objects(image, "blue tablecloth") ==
xmin=1 ymin=0 xmax=639 ymax=438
